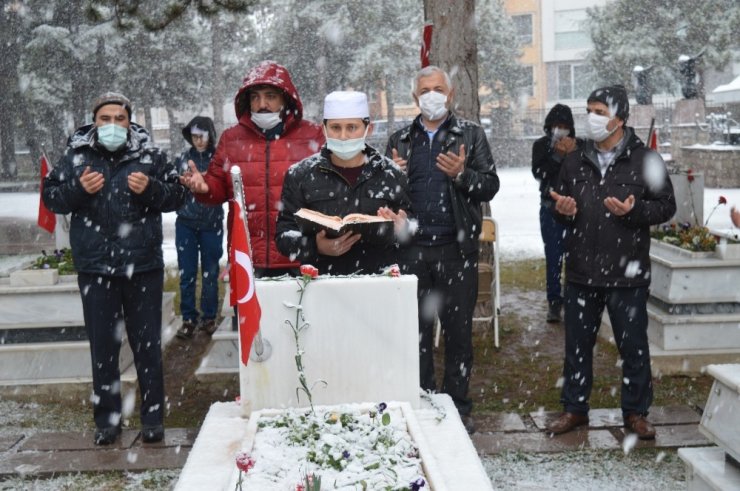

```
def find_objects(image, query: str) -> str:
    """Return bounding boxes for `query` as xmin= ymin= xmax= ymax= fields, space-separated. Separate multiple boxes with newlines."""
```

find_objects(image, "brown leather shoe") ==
xmin=546 ymin=412 xmax=589 ymax=435
xmin=624 ymin=413 xmax=656 ymax=440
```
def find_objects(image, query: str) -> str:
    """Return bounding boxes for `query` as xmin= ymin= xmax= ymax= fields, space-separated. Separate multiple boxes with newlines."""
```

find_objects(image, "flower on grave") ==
xmin=234 ymin=451 xmax=255 ymax=491
xmin=384 ymin=263 xmax=401 ymax=277
xmin=298 ymin=471 xmax=321 ymax=491
xmin=704 ymin=195 xmax=728 ymax=226
xmin=300 ymin=264 xmax=319 ymax=279
xmin=342 ymin=450 xmax=350 ymax=460
xmin=686 ymin=168 xmax=695 ymax=182
xmin=410 ymin=477 xmax=426 ymax=490
xmin=235 ymin=395 xmax=241 ymax=405
xmin=377 ymin=402 xmax=387 ymax=414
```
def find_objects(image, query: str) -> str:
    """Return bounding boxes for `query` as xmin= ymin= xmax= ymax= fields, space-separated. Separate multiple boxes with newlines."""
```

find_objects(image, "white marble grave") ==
xmin=679 ymin=364 xmax=740 ymax=490
xmin=238 ymin=275 xmax=420 ymax=413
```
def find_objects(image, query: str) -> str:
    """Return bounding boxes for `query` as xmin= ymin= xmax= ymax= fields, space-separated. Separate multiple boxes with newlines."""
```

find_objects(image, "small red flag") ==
xmin=648 ymin=128 xmax=659 ymax=151
xmin=229 ymin=200 xmax=262 ymax=366
xmin=421 ymin=23 xmax=433 ymax=68
xmin=37 ymin=154 xmax=56 ymax=234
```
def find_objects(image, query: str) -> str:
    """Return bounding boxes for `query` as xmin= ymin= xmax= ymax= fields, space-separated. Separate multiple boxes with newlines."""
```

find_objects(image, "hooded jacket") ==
xmin=175 ymin=116 xmax=223 ymax=230
xmin=196 ymin=61 xmax=325 ymax=269
xmin=531 ymin=104 xmax=581 ymax=201
xmin=42 ymin=123 xmax=187 ymax=275
xmin=552 ymin=127 xmax=676 ymax=288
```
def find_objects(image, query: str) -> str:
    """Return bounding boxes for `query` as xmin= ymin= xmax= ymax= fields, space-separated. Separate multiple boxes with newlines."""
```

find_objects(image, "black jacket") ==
xmin=275 ymin=145 xmax=410 ymax=275
xmin=42 ymin=123 xmax=187 ymax=275
xmin=175 ymin=116 xmax=223 ymax=229
xmin=532 ymin=103 xmax=581 ymax=201
xmin=553 ymin=127 xmax=676 ymax=288
xmin=385 ymin=114 xmax=499 ymax=255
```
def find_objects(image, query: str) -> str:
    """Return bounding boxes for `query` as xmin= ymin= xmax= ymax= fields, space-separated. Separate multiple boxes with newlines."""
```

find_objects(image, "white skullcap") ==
xmin=323 ymin=91 xmax=369 ymax=120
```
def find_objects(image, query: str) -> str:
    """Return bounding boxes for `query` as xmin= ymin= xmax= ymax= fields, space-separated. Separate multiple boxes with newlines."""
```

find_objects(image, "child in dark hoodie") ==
xmin=175 ymin=116 xmax=224 ymax=339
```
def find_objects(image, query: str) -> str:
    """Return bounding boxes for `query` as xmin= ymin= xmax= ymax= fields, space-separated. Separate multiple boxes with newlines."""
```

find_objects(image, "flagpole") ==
xmin=229 ymin=166 xmax=270 ymax=362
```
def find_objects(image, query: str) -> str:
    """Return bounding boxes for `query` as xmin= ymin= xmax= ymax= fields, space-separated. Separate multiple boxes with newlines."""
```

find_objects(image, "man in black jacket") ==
xmin=276 ymin=91 xmax=410 ymax=275
xmin=547 ymin=85 xmax=676 ymax=440
xmin=386 ymin=66 xmax=500 ymax=434
xmin=531 ymin=104 xmax=581 ymax=323
xmin=43 ymin=92 xmax=187 ymax=446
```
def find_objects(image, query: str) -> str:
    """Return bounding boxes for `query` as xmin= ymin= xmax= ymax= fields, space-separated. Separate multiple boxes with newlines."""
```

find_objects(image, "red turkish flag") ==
xmin=229 ymin=200 xmax=262 ymax=366
xmin=648 ymin=128 xmax=659 ymax=151
xmin=421 ymin=23 xmax=433 ymax=68
xmin=37 ymin=154 xmax=56 ymax=234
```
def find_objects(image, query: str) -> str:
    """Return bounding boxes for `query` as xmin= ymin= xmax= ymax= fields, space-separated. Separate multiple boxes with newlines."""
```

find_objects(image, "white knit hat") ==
xmin=323 ymin=91 xmax=369 ymax=119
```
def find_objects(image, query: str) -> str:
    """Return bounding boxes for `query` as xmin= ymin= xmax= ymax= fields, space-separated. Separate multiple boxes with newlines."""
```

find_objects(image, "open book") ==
xmin=294 ymin=208 xmax=394 ymax=242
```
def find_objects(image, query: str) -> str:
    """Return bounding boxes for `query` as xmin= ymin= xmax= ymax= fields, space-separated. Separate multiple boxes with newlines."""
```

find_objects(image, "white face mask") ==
xmin=551 ymin=127 xmax=569 ymax=143
xmin=251 ymin=111 xmax=282 ymax=130
xmin=325 ymin=125 xmax=369 ymax=161
xmin=586 ymin=113 xmax=617 ymax=142
xmin=418 ymin=91 xmax=449 ymax=121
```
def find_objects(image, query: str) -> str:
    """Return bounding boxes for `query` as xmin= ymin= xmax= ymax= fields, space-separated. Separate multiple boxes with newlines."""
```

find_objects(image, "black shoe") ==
xmin=94 ymin=425 xmax=121 ymax=445
xmin=141 ymin=424 xmax=165 ymax=443
xmin=176 ymin=320 xmax=197 ymax=339
xmin=461 ymin=414 xmax=477 ymax=435
xmin=199 ymin=319 xmax=218 ymax=335
xmin=546 ymin=301 xmax=562 ymax=323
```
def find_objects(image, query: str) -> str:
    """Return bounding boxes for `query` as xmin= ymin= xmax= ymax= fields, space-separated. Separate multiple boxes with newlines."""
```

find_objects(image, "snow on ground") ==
xmin=1 ymin=167 xmax=739 ymax=266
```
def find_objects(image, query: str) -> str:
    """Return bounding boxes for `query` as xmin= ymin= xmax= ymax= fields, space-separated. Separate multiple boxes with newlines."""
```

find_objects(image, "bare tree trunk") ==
xmin=0 ymin=2 xmax=22 ymax=178
xmin=166 ymin=107 xmax=180 ymax=155
xmin=211 ymin=14 xmax=225 ymax=133
xmin=423 ymin=0 xmax=480 ymax=123
xmin=385 ymin=75 xmax=395 ymax=138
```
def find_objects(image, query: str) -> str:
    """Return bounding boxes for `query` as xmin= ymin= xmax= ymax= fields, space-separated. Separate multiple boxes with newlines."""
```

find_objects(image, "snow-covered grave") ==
xmin=176 ymin=275 xmax=493 ymax=490
xmin=679 ymin=364 xmax=740 ymax=490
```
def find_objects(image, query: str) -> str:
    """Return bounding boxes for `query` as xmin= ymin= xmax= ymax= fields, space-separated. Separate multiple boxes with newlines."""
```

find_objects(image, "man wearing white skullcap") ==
xmin=276 ymin=91 xmax=412 ymax=275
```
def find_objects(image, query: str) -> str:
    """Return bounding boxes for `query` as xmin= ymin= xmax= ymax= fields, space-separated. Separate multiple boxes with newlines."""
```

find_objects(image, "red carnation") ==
xmin=719 ymin=196 xmax=727 ymax=205
xmin=300 ymin=264 xmax=319 ymax=279
xmin=235 ymin=452 xmax=255 ymax=472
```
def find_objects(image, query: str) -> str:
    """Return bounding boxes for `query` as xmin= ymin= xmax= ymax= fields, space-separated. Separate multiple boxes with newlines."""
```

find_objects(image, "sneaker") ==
xmin=199 ymin=319 xmax=218 ymax=335
xmin=141 ymin=424 xmax=165 ymax=443
xmin=176 ymin=320 xmax=197 ymax=340
xmin=460 ymin=414 xmax=477 ymax=435
xmin=546 ymin=301 xmax=562 ymax=323
xmin=94 ymin=425 xmax=121 ymax=445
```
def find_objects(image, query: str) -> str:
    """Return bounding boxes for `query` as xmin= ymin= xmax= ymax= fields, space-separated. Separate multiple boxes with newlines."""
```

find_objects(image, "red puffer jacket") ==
xmin=197 ymin=61 xmax=325 ymax=269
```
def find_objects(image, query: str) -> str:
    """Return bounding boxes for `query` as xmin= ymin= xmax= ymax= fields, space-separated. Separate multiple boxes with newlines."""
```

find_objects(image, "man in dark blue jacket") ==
xmin=386 ymin=66 xmax=500 ymax=434
xmin=174 ymin=117 xmax=224 ymax=339
xmin=42 ymin=92 xmax=187 ymax=446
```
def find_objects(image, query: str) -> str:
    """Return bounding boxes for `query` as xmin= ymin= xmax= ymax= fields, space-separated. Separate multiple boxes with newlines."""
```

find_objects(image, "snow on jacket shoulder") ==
xmin=42 ymin=123 xmax=187 ymax=276
xmin=196 ymin=61 xmax=325 ymax=269
xmin=552 ymin=127 xmax=676 ymax=288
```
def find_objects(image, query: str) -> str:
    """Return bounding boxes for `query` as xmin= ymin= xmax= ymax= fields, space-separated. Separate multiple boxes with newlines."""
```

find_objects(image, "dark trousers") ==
xmin=560 ymin=282 xmax=653 ymax=416
xmin=402 ymin=243 xmax=478 ymax=416
xmin=78 ymin=270 xmax=165 ymax=429
xmin=539 ymin=204 xmax=566 ymax=303
xmin=175 ymin=220 xmax=223 ymax=322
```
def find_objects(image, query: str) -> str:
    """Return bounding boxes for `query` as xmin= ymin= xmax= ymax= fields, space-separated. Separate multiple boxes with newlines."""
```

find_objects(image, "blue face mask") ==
xmin=97 ymin=124 xmax=128 ymax=151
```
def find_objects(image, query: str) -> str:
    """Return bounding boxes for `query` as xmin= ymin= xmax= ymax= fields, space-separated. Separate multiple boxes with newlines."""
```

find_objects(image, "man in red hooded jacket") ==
xmin=182 ymin=61 xmax=325 ymax=278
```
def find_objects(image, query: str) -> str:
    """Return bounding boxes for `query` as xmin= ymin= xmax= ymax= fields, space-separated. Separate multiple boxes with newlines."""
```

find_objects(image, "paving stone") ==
xmin=530 ymin=406 xmax=700 ymax=430
xmin=0 ymin=446 xmax=190 ymax=476
xmin=20 ymin=429 xmax=138 ymax=451
xmin=614 ymin=424 xmax=710 ymax=449
xmin=0 ymin=435 xmax=24 ymax=452
xmin=472 ymin=429 xmax=620 ymax=454
xmin=474 ymin=412 xmax=526 ymax=432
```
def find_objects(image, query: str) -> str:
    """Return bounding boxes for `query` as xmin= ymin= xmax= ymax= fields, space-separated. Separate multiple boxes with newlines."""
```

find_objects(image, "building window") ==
xmin=512 ymin=14 xmax=533 ymax=46
xmin=554 ymin=9 xmax=591 ymax=51
xmin=521 ymin=65 xmax=534 ymax=97
xmin=557 ymin=63 xmax=593 ymax=100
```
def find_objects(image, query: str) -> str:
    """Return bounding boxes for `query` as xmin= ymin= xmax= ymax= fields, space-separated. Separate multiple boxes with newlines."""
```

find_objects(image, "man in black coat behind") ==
xmin=531 ymin=104 xmax=581 ymax=323
xmin=547 ymin=85 xmax=676 ymax=440
xmin=43 ymin=92 xmax=187 ymax=446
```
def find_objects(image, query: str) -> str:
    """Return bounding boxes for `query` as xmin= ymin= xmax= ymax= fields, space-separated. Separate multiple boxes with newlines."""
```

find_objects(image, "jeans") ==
xmin=402 ymin=243 xmax=478 ymax=416
xmin=78 ymin=270 xmax=165 ymax=429
xmin=176 ymin=220 xmax=223 ymax=323
xmin=539 ymin=204 xmax=566 ymax=304
xmin=560 ymin=282 xmax=653 ymax=416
